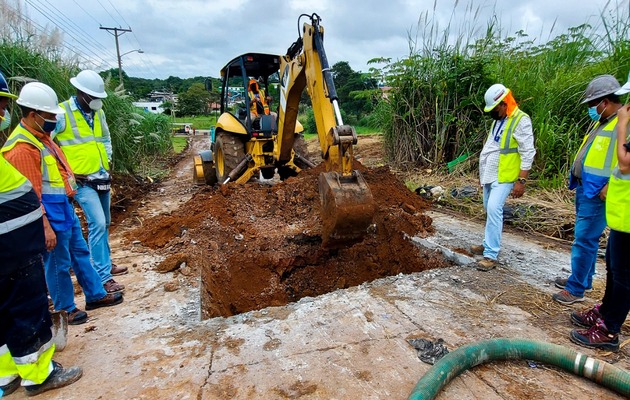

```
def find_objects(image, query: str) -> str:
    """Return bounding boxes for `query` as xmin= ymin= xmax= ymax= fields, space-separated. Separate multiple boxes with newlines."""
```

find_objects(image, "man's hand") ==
xmin=599 ymin=183 xmax=608 ymax=201
xmin=511 ymin=181 xmax=525 ymax=198
xmin=43 ymin=217 xmax=57 ymax=251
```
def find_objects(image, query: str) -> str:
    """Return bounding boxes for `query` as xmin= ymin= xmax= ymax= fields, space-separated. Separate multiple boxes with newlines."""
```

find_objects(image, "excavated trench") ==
xmin=129 ymin=163 xmax=451 ymax=319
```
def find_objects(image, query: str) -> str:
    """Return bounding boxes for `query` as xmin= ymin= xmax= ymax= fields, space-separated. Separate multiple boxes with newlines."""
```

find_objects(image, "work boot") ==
xmin=25 ymin=361 xmax=82 ymax=396
xmin=111 ymin=263 xmax=128 ymax=276
xmin=470 ymin=245 xmax=484 ymax=255
xmin=86 ymin=292 xmax=123 ymax=310
xmin=0 ymin=377 xmax=21 ymax=396
xmin=571 ymin=304 xmax=602 ymax=328
xmin=554 ymin=277 xmax=592 ymax=293
xmin=552 ymin=289 xmax=585 ymax=305
xmin=67 ymin=308 xmax=88 ymax=325
xmin=103 ymin=279 xmax=125 ymax=294
xmin=570 ymin=320 xmax=619 ymax=352
xmin=476 ymin=258 xmax=496 ymax=271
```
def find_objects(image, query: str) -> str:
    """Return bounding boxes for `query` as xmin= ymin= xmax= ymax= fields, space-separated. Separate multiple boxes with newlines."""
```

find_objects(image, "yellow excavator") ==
xmin=193 ymin=13 xmax=375 ymax=248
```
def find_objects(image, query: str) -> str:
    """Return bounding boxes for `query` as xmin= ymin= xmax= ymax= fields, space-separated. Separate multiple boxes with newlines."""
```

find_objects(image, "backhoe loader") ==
xmin=193 ymin=13 xmax=375 ymax=248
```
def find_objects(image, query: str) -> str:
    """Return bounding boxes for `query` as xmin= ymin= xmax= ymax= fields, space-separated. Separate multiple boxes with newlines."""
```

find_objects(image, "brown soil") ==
xmin=128 ymin=161 xmax=451 ymax=318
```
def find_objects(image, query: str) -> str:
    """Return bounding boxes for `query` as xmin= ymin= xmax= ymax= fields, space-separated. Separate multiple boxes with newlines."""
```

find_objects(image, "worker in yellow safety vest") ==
xmin=552 ymin=75 xmax=624 ymax=306
xmin=0 ymin=71 xmax=82 ymax=397
xmin=471 ymin=83 xmax=536 ymax=272
xmin=569 ymin=76 xmax=630 ymax=352
xmin=53 ymin=69 xmax=127 ymax=294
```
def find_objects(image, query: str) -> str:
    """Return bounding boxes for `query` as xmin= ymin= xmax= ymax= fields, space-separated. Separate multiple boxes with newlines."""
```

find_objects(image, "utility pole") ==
xmin=100 ymin=26 xmax=132 ymax=87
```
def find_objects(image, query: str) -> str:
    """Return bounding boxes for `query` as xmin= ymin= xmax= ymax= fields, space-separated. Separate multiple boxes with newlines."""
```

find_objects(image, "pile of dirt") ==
xmin=128 ymin=164 xmax=451 ymax=318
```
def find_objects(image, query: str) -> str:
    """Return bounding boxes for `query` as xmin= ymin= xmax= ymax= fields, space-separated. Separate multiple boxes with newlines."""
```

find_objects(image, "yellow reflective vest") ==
xmin=496 ymin=108 xmax=527 ymax=183
xmin=0 ymin=156 xmax=42 ymax=235
xmin=606 ymin=165 xmax=630 ymax=233
xmin=249 ymin=88 xmax=270 ymax=117
xmin=55 ymin=100 xmax=110 ymax=175
xmin=2 ymin=125 xmax=73 ymax=231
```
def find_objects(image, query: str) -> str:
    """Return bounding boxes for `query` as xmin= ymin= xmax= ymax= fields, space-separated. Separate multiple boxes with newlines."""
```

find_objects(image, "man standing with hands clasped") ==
xmin=471 ymin=83 xmax=536 ymax=271
xmin=54 ymin=70 xmax=128 ymax=294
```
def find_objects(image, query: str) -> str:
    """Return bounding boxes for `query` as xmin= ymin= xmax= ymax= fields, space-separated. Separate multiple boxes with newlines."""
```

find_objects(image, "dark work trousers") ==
xmin=599 ymin=229 xmax=630 ymax=333
xmin=0 ymin=255 xmax=52 ymax=358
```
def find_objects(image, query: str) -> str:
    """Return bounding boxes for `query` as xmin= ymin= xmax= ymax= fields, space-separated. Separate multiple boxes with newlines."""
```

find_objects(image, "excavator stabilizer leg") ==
xmin=319 ymin=170 xmax=375 ymax=249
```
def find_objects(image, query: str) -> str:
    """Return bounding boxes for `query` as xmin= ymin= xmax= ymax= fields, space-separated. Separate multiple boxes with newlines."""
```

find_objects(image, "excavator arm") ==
xmin=276 ymin=13 xmax=375 ymax=248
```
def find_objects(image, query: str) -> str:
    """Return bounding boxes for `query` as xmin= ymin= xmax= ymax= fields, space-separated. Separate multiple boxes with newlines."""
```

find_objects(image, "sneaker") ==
xmin=476 ymin=258 xmax=496 ymax=271
xmin=111 ymin=263 xmax=129 ymax=276
xmin=86 ymin=292 xmax=123 ymax=310
xmin=554 ymin=277 xmax=592 ymax=293
xmin=25 ymin=361 xmax=82 ymax=396
xmin=570 ymin=320 xmax=619 ymax=351
xmin=103 ymin=279 xmax=125 ymax=294
xmin=67 ymin=308 xmax=88 ymax=325
xmin=0 ymin=377 xmax=21 ymax=396
xmin=552 ymin=290 xmax=585 ymax=305
xmin=571 ymin=304 xmax=602 ymax=328
xmin=470 ymin=245 xmax=484 ymax=255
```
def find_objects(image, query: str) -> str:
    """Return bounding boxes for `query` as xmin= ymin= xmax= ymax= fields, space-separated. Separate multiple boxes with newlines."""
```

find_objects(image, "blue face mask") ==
xmin=588 ymin=101 xmax=603 ymax=122
xmin=35 ymin=113 xmax=57 ymax=133
xmin=0 ymin=109 xmax=10 ymax=131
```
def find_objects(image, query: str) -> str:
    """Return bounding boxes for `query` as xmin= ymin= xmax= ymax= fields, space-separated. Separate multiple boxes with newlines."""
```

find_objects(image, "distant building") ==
xmin=133 ymin=101 xmax=165 ymax=114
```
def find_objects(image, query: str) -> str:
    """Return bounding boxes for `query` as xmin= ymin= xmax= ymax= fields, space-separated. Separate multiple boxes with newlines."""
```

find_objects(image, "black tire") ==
xmin=278 ymin=166 xmax=298 ymax=181
xmin=215 ymin=132 xmax=245 ymax=182
xmin=202 ymin=161 xmax=218 ymax=185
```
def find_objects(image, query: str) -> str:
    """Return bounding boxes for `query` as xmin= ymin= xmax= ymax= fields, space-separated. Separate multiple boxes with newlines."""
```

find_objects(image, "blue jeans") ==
xmin=482 ymin=181 xmax=514 ymax=260
xmin=600 ymin=229 xmax=630 ymax=333
xmin=43 ymin=213 xmax=107 ymax=312
xmin=565 ymin=185 xmax=606 ymax=297
xmin=74 ymin=185 xmax=113 ymax=284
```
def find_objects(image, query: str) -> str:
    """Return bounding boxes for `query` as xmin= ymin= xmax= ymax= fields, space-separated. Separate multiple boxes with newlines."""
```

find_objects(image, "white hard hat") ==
xmin=16 ymin=82 xmax=65 ymax=114
xmin=70 ymin=70 xmax=107 ymax=98
xmin=484 ymin=83 xmax=510 ymax=112
xmin=581 ymin=74 xmax=620 ymax=104
xmin=615 ymin=71 xmax=630 ymax=95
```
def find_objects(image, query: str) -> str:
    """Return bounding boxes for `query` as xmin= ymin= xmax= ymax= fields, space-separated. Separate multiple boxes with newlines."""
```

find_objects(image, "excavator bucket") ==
xmin=319 ymin=170 xmax=376 ymax=248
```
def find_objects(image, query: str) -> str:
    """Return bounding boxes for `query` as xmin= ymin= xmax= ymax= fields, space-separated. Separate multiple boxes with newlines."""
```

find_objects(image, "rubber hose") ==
xmin=408 ymin=338 xmax=630 ymax=400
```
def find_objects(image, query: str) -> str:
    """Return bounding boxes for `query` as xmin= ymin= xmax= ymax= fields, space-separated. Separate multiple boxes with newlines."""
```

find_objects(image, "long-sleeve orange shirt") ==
xmin=4 ymin=121 xmax=77 ymax=201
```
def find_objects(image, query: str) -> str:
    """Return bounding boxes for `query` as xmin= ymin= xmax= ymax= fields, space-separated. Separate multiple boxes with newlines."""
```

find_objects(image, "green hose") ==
xmin=408 ymin=338 xmax=630 ymax=400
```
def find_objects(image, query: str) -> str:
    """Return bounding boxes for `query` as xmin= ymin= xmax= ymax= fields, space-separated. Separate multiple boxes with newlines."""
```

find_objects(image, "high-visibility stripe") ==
xmin=12 ymin=338 xmax=54 ymax=366
xmin=0 ymin=180 xmax=32 ymax=204
xmin=0 ymin=207 xmax=42 ymax=234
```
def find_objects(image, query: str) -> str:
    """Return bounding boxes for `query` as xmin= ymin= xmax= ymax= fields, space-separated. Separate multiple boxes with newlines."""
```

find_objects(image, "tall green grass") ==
xmin=374 ymin=1 xmax=630 ymax=184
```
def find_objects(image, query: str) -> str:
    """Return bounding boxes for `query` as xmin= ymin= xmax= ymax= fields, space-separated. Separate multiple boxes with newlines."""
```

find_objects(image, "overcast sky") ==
xmin=16 ymin=0 xmax=623 ymax=80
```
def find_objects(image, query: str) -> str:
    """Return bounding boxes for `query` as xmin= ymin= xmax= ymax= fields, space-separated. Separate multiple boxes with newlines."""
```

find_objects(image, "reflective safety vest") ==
xmin=249 ymin=89 xmax=270 ymax=117
xmin=0 ymin=156 xmax=42 ymax=235
xmin=572 ymin=116 xmax=619 ymax=197
xmin=496 ymin=108 xmax=527 ymax=183
xmin=55 ymin=101 xmax=110 ymax=175
xmin=606 ymin=165 xmax=630 ymax=233
xmin=2 ymin=125 xmax=73 ymax=232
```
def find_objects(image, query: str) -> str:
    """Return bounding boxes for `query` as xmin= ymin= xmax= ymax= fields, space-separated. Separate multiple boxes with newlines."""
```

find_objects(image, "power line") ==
xmin=28 ymin=0 xmax=115 ymax=59
xmin=23 ymin=0 xmax=113 ymax=68
xmin=95 ymin=0 xmax=122 ymax=27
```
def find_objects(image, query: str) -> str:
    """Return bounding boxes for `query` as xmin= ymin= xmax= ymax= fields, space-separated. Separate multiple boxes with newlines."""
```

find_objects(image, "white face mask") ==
xmin=89 ymin=99 xmax=103 ymax=111
xmin=0 ymin=109 xmax=10 ymax=131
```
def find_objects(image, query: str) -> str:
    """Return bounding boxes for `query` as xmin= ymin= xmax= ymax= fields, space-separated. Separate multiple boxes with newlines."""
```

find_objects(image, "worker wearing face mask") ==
xmin=552 ymin=75 xmax=624 ymax=305
xmin=0 ymin=71 xmax=14 ymax=138
xmin=471 ymin=84 xmax=536 ymax=271
xmin=53 ymin=70 xmax=127 ymax=295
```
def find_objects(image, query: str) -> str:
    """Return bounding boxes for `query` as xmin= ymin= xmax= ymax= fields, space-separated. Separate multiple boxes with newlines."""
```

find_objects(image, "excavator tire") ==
xmin=203 ymin=161 xmax=219 ymax=185
xmin=215 ymin=132 xmax=245 ymax=183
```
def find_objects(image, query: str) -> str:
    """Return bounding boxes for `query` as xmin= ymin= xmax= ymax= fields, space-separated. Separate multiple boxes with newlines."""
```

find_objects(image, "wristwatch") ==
xmin=517 ymin=178 xmax=527 ymax=185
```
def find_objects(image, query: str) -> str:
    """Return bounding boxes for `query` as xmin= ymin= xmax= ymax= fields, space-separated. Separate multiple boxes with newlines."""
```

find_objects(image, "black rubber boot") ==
xmin=0 ymin=377 xmax=21 ymax=396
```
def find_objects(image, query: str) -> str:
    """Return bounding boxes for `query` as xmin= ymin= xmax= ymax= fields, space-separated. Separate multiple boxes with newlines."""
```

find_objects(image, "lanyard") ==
xmin=493 ymin=118 xmax=506 ymax=142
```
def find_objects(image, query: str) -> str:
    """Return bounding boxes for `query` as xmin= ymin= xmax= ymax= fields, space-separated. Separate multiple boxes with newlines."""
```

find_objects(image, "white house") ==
xmin=133 ymin=101 xmax=165 ymax=114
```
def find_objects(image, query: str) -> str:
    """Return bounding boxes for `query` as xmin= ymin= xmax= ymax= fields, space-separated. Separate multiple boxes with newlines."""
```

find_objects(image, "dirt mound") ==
xmin=129 ymin=165 xmax=450 ymax=318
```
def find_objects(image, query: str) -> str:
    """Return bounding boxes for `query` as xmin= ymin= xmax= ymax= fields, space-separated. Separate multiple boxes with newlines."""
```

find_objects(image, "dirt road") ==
xmin=22 ymin=136 xmax=628 ymax=400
